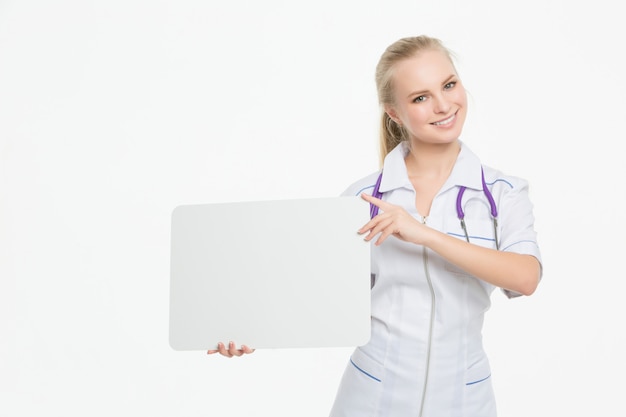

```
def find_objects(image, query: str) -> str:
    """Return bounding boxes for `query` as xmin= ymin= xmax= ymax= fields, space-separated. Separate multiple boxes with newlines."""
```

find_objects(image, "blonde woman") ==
xmin=328 ymin=35 xmax=542 ymax=416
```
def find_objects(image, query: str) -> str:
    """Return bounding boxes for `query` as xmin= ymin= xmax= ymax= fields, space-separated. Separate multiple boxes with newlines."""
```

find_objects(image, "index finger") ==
xmin=360 ymin=193 xmax=391 ymax=211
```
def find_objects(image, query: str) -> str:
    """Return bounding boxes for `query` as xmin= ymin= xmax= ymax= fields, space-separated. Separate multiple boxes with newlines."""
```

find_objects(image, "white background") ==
xmin=1 ymin=0 xmax=624 ymax=415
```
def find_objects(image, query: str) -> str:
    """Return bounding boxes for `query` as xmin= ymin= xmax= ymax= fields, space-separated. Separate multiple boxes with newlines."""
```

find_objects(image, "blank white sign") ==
xmin=169 ymin=196 xmax=371 ymax=351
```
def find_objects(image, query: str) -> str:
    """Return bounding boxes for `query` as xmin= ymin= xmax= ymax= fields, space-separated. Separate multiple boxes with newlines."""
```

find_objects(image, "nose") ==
xmin=432 ymin=93 xmax=451 ymax=114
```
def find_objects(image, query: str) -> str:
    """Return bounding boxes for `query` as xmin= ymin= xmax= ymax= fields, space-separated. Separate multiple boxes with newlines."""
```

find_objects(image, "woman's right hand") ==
xmin=207 ymin=341 xmax=255 ymax=358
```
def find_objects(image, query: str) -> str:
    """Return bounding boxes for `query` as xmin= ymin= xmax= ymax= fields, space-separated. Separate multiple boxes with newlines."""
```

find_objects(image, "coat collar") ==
xmin=378 ymin=141 xmax=484 ymax=194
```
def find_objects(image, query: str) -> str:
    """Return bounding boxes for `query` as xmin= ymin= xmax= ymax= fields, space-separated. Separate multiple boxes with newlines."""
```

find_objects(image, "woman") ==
xmin=328 ymin=35 xmax=542 ymax=417
xmin=209 ymin=35 xmax=542 ymax=417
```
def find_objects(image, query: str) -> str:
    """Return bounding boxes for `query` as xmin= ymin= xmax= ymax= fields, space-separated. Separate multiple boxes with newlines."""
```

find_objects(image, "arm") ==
xmin=359 ymin=193 xmax=541 ymax=296
xmin=423 ymin=230 xmax=540 ymax=295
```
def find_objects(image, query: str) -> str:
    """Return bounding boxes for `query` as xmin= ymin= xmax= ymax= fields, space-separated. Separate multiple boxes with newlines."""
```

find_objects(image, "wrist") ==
xmin=418 ymin=224 xmax=441 ymax=248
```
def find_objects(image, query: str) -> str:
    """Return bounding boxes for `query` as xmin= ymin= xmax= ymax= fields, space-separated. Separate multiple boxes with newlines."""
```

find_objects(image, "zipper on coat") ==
xmin=418 ymin=215 xmax=435 ymax=417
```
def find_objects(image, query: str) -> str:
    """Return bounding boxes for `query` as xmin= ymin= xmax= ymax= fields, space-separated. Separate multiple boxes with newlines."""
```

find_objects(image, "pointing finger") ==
xmin=360 ymin=193 xmax=391 ymax=211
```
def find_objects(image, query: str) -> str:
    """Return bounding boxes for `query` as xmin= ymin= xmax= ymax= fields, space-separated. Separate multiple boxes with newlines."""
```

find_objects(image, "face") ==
xmin=385 ymin=49 xmax=467 ymax=146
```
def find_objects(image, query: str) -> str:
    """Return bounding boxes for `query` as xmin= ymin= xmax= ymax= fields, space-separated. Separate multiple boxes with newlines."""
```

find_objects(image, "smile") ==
xmin=431 ymin=112 xmax=456 ymax=126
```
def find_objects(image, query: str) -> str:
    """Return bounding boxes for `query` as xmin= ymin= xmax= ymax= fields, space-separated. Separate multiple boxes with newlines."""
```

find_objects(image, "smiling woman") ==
xmin=327 ymin=35 xmax=542 ymax=417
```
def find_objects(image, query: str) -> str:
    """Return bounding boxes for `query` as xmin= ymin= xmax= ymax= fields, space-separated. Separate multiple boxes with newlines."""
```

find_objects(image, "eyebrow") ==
xmin=406 ymin=74 xmax=457 ymax=99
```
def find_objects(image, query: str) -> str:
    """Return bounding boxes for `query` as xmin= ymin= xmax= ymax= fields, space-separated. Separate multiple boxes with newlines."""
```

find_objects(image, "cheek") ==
xmin=454 ymin=89 xmax=468 ymax=107
xmin=445 ymin=80 xmax=466 ymax=103
xmin=407 ymin=107 xmax=431 ymax=125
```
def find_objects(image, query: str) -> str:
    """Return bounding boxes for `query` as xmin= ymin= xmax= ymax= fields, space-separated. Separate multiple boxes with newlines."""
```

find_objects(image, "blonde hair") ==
xmin=375 ymin=35 xmax=457 ymax=165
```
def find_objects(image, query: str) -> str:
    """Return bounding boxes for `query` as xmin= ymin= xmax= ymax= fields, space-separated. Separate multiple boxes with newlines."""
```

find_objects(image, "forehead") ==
xmin=391 ymin=50 xmax=456 ymax=92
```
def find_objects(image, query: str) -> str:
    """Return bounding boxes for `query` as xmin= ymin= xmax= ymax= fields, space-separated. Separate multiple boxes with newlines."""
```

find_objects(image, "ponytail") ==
xmin=379 ymin=112 xmax=406 ymax=166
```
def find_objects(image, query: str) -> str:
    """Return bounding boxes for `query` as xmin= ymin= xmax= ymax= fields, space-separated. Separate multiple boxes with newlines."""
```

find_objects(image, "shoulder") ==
xmin=341 ymin=171 xmax=382 ymax=197
xmin=456 ymin=142 xmax=529 ymax=194
xmin=481 ymin=164 xmax=529 ymax=194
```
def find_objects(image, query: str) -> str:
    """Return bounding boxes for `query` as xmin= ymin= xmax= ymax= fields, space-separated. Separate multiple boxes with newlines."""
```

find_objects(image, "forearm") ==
xmin=423 ymin=228 xmax=541 ymax=296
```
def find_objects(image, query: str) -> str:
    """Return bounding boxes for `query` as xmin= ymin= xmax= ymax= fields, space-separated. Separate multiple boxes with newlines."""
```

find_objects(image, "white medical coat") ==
xmin=329 ymin=142 xmax=542 ymax=417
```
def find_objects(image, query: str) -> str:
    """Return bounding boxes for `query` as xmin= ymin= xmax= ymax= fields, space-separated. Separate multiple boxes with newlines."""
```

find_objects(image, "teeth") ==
xmin=433 ymin=114 xmax=455 ymax=126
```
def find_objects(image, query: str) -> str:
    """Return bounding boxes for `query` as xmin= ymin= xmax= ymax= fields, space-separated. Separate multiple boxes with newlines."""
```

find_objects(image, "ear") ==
xmin=384 ymin=106 xmax=401 ymax=125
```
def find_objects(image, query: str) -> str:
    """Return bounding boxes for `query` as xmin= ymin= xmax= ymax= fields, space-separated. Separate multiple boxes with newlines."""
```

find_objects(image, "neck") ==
xmin=404 ymin=140 xmax=461 ymax=178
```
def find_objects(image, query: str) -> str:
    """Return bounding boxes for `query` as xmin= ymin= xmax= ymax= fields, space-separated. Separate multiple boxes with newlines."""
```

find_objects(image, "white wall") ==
xmin=1 ymin=0 xmax=624 ymax=415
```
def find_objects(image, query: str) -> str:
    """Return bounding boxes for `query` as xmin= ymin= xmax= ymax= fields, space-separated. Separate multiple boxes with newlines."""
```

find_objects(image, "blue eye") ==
xmin=444 ymin=81 xmax=456 ymax=89
xmin=413 ymin=95 xmax=427 ymax=103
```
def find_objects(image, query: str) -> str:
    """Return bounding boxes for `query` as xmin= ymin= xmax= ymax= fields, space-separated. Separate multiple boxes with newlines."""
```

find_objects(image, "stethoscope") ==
xmin=369 ymin=168 xmax=500 ymax=250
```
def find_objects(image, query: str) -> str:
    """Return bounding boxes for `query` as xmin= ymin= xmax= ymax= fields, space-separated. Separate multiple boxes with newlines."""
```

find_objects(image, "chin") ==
xmin=435 ymin=132 xmax=463 ymax=144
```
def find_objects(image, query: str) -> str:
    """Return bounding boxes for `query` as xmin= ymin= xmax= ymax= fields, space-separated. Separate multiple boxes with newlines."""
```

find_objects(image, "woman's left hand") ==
xmin=359 ymin=193 xmax=428 ymax=246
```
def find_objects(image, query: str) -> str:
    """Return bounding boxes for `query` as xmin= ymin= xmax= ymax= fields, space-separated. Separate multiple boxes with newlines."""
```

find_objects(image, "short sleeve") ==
xmin=496 ymin=177 xmax=543 ymax=298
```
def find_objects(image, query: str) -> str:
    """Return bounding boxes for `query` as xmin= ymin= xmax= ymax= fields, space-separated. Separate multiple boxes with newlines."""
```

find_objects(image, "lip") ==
xmin=430 ymin=111 xmax=458 ymax=127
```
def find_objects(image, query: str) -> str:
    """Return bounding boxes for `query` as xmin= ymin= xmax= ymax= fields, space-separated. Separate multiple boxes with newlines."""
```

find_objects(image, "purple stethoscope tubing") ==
xmin=369 ymin=172 xmax=385 ymax=219
xmin=369 ymin=167 xmax=500 ymax=249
